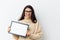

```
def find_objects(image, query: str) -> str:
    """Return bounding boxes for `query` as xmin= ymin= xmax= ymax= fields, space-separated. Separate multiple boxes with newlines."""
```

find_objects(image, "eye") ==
xmin=25 ymin=10 xmax=32 ymax=12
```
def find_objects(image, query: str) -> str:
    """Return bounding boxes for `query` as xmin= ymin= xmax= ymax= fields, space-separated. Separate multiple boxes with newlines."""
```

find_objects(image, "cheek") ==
xmin=25 ymin=12 xmax=27 ymax=16
xmin=30 ymin=14 xmax=31 ymax=16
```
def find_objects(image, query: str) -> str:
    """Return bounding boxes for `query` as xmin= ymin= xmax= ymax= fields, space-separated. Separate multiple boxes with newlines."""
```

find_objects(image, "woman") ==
xmin=8 ymin=5 xmax=42 ymax=40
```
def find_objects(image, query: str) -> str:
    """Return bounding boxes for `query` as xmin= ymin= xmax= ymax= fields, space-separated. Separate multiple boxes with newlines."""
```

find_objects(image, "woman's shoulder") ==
xmin=18 ymin=20 xmax=25 ymax=23
xmin=35 ymin=21 xmax=40 ymax=25
xmin=19 ymin=20 xmax=24 ymax=22
xmin=20 ymin=20 xmax=23 ymax=21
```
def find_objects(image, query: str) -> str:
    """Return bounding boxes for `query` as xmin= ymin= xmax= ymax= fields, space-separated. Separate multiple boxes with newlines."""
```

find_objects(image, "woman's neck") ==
xmin=23 ymin=17 xmax=32 ymax=22
xmin=24 ymin=17 xmax=31 ymax=20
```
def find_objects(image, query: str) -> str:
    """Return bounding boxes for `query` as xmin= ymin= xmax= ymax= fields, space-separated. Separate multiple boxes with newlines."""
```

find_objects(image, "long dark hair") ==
xmin=18 ymin=5 xmax=37 ymax=23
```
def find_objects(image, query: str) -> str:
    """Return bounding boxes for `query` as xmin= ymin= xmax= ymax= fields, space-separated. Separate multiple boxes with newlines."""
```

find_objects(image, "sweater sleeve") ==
xmin=29 ymin=22 xmax=43 ymax=40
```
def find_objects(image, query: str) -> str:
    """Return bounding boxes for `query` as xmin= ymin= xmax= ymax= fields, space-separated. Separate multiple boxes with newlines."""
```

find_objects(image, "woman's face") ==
xmin=24 ymin=8 xmax=32 ymax=18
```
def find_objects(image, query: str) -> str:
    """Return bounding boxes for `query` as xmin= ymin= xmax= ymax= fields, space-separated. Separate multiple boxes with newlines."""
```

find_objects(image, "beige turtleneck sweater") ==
xmin=13 ymin=19 xmax=42 ymax=40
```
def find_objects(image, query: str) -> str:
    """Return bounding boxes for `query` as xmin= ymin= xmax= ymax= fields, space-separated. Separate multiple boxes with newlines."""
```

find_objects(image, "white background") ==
xmin=0 ymin=0 xmax=60 ymax=40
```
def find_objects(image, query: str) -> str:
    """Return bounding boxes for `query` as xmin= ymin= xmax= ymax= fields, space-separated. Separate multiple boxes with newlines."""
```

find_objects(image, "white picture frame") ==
xmin=9 ymin=21 xmax=29 ymax=37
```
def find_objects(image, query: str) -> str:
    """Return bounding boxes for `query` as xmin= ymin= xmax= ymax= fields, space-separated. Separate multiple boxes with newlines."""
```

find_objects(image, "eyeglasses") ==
xmin=25 ymin=11 xmax=32 ymax=12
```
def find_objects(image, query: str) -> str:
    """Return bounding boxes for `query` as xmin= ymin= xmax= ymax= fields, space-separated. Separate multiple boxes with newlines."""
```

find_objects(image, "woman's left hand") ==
xmin=26 ymin=30 xmax=31 ymax=37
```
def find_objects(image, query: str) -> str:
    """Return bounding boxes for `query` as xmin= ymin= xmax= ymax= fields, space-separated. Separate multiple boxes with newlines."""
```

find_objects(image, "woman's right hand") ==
xmin=26 ymin=30 xmax=31 ymax=37
xmin=8 ymin=26 xmax=11 ymax=33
